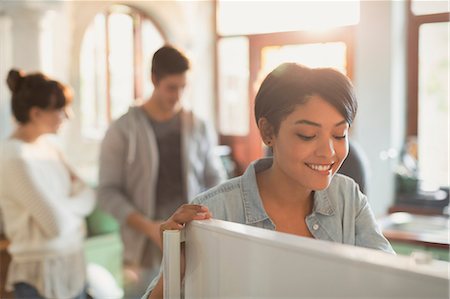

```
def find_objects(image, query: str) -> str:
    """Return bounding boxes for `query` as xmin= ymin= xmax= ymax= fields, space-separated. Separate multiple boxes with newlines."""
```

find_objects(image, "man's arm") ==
xmin=127 ymin=212 xmax=162 ymax=249
xmin=202 ymin=122 xmax=227 ymax=187
xmin=97 ymin=124 xmax=135 ymax=223
xmin=97 ymin=124 xmax=161 ymax=246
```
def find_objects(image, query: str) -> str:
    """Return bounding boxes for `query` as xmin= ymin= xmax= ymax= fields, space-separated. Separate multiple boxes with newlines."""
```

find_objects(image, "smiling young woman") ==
xmin=144 ymin=63 xmax=394 ymax=299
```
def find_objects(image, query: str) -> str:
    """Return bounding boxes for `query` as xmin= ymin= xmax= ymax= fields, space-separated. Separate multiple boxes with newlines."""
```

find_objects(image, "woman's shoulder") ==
xmin=329 ymin=173 xmax=361 ymax=191
xmin=192 ymin=177 xmax=244 ymax=220
xmin=1 ymin=139 xmax=27 ymax=160
xmin=325 ymin=173 xmax=366 ymax=207
xmin=1 ymin=136 xmax=59 ymax=162
xmin=193 ymin=177 xmax=241 ymax=204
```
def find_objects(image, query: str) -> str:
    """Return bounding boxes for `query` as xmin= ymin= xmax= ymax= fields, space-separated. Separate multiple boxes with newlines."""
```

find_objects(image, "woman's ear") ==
xmin=28 ymin=107 xmax=41 ymax=123
xmin=258 ymin=117 xmax=275 ymax=146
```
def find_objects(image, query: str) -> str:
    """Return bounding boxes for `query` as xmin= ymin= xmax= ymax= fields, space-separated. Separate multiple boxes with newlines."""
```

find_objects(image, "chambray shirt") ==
xmin=192 ymin=158 xmax=394 ymax=252
xmin=142 ymin=158 xmax=394 ymax=298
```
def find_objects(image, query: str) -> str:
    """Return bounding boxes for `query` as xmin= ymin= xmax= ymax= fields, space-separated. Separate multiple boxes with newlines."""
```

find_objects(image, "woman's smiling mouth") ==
xmin=305 ymin=163 xmax=334 ymax=172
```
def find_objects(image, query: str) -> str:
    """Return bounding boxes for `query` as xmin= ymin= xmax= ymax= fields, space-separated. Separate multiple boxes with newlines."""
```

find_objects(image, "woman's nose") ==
xmin=63 ymin=106 xmax=74 ymax=119
xmin=316 ymin=138 xmax=336 ymax=158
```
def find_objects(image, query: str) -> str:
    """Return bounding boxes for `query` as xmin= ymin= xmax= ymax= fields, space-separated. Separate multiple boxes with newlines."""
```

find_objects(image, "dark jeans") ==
xmin=14 ymin=282 xmax=87 ymax=299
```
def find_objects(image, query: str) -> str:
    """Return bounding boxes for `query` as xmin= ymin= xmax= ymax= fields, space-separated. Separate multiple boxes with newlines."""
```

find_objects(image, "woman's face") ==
xmin=271 ymin=95 xmax=350 ymax=191
xmin=32 ymin=106 xmax=72 ymax=134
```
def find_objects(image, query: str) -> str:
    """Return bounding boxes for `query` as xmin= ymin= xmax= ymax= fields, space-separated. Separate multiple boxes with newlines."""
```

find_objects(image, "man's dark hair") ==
xmin=151 ymin=45 xmax=190 ymax=80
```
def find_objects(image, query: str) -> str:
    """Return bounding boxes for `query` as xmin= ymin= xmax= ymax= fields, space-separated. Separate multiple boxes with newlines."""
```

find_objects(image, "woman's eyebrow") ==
xmin=294 ymin=119 xmax=347 ymax=127
xmin=334 ymin=120 xmax=348 ymax=127
xmin=294 ymin=119 xmax=321 ymax=127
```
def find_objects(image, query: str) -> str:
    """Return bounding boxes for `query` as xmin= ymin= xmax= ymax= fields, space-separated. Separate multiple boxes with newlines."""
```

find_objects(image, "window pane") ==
xmin=218 ymin=37 xmax=249 ymax=136
xmin=141 ymin=19 xmax=165 ymax=100
xmin=412 ymin=0 xmax=449 ymax=15
xmin=218 ymin=1 xmax=359 ymax=36
xmin=80 ymin=14 xmax=108 ymax=139
xmin=108 ymin=13 xmax=134 ymax=120
xmin=417 ymin=22 xmax=449 ymax=188
xmin=259 ymin=42 xmax=347 ymax=82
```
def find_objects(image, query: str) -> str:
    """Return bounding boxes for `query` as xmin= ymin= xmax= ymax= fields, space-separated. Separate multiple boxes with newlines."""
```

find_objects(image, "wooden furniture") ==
xmin=379 ymin=212 xmax=449 ymax=261
xmin=0 ymin=235 xmax=13 ymax=299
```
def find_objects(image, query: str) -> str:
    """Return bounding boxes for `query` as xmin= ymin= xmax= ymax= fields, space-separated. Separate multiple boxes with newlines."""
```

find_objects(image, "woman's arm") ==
xmin=354 ymin=187 xmax=395 ymax=254
xmin=53 ymin=151 xmax=97 ymax=217
xmin=65 ymin=185 xmax=96 ymax=217
xmin=3 ymin=158 xmax=82 ymax=238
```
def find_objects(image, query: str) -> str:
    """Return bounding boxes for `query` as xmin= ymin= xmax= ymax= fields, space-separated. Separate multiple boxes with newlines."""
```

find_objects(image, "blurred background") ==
xmin=0 ymin=0 xmax=448 ymax=297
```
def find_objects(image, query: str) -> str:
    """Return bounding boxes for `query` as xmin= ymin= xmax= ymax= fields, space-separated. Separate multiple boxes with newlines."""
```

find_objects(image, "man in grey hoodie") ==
xmin=98 ymin=45 xmax=226 ymax=298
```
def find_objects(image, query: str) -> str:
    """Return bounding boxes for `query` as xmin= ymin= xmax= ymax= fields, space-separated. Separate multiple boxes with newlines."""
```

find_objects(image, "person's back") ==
xmin=0 ymin=69 xmax=95 ymax=299
xmin=338 ymin=139 xmax=370 ymax=194
xmin=97 ymin=45 xmax=226 ymax=298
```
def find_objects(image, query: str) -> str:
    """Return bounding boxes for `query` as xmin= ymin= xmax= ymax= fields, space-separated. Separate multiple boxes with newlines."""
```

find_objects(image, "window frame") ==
xmin=80 ymin=5 xmax=166 ymax=137
xmin=406 ymin=1 xmax=449 ymax=136
xmin=216 ymin=27 xmax=355 ymax=174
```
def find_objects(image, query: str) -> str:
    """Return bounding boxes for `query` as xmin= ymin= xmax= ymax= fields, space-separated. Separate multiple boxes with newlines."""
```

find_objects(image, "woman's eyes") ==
xmin=334 ymin=135 xmax=347 ymax=140
xmin=296 ymin=134 xmax=347 ymax=141
xmin=296 ymin=134 xmax=316 ymax=141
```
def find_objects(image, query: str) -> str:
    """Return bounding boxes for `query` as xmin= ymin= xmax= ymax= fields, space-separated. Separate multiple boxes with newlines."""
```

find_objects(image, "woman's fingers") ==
xmin=160 ymin=204 xmax=211 ymax=234
xmin=172 ymin=204 xmax=210 ymax=224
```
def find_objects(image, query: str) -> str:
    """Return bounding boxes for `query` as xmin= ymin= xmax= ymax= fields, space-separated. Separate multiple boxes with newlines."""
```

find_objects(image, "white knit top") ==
xmin=0 ymin=136 xmax=96 ymax=298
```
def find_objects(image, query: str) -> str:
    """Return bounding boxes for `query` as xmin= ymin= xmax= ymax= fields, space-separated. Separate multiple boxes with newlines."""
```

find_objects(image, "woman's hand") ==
xmin=160 ymin=204 xmax=212 ymax=234
xmin=147 ymin=204 xmax=212 ymax=299
xmin=160 ymin=204 xmax=212 ymax=277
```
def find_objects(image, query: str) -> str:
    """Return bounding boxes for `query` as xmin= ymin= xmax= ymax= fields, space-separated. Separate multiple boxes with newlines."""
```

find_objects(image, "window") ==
xmin=216 ymin=1 xmax=357 ymax=172
xmin=80 ymin=5 xmax=165 ymax=139
xmin=259 ymin=41 xmax=348 ymax=80
xmin=407 ymin=1 xmax=449 ymax=188
xmin=217 ymin=1 xmax=359 ymax=35
xmin=218 ymin=37 xmax=249 ymax=136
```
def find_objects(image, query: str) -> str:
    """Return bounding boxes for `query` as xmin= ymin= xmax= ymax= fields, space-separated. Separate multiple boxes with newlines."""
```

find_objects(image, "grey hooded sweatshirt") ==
xmin=97 ymin=106 xmax=226 ymax=265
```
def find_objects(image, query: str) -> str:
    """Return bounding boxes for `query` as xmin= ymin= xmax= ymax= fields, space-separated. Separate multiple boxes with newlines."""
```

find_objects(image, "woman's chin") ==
xmin=310 ymin=178 xmax=333 ymax=191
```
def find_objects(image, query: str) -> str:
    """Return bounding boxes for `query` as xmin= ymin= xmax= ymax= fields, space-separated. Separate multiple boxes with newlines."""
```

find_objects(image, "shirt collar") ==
xmin=240 ymin=158 xmax=335 ymax=225
xmin=313 ymin=190 xmax=335 ymax=216
xmin=241 ymin=158 xmax=272 ymax=225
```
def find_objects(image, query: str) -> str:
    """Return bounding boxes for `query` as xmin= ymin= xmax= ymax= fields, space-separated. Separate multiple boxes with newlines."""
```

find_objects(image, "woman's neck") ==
xmin=256 ymin=164 xmax=313 ymax=210
xmin=11 ymin=124 xmax=43 ymax=143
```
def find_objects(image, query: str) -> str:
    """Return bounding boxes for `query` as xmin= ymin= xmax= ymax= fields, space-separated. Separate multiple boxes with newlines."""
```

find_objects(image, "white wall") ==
xmin=0 ymin=12 xmax=13 ymax=140
xmin=353 ymin=0 xmax=407 ymax=216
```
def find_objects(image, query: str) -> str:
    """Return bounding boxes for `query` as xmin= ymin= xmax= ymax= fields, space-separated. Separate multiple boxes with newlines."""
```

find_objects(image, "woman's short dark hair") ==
xmin=6 ymin=69 xmax=72 ymax=124
xmin=254 ymin=63 xmax=358 ymax=134
xmin=151 ymin=45 xmax=190 ymax=81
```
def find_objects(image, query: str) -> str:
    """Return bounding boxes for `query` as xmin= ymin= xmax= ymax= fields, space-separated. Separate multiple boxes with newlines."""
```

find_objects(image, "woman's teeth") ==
xmin=307 ymin=164 xmax=332 ymax=171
